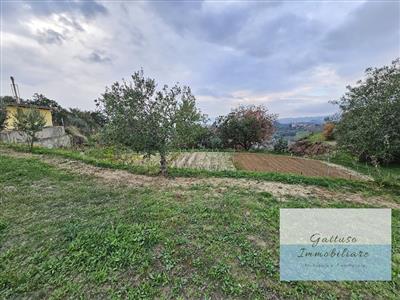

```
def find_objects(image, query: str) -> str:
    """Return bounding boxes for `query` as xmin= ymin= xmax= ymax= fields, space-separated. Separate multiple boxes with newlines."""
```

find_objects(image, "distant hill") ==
xmin=278 ymin=116 xmax=328 ymax=125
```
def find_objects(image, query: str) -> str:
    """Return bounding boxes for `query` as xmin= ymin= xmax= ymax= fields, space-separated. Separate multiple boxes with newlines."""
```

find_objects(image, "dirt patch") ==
xmin=247 ymin=235 xmax=267 ymax=248
xmin=1 ymin=149 xmax=398 ymax=209
xmin=289 ymin=140 xmax=332 ymax=156
xmin=233 ymin=153 xmax=369 ymax=180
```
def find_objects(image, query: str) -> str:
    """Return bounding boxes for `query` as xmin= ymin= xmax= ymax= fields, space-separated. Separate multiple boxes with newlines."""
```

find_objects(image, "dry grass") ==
xmin=172 ymin=152 xmax=235 ymax=171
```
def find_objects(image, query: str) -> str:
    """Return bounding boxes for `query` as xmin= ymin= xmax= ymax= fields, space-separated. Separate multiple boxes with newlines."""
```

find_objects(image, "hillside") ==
xmin=1 ymin=150 xmax=399 ymax=298
xmin=0 ymin=147 xmax=400 ymax=299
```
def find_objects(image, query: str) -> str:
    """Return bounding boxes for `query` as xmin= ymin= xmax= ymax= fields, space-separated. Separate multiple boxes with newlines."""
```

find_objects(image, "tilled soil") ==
xmin=233 ymin=153 xmax=370 ymax=180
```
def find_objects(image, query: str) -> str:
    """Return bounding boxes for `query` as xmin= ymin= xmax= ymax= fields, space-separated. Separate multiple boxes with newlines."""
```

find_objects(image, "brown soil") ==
xmin=233 ymin=153 xmax=369 ymax=180
xmin=289 ymin=140 xmax=332 ymax=156
xmin=1 ymin=149 xmax=397 ymax=209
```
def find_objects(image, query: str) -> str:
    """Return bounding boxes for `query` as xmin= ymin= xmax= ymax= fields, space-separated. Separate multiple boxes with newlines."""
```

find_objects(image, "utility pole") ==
xmin=10 ymin=76 xmax=20 ymax=103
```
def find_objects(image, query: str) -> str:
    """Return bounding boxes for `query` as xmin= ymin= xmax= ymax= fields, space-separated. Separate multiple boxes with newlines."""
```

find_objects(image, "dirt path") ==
xmin=1 ymin=149 xmax=398 ymax=209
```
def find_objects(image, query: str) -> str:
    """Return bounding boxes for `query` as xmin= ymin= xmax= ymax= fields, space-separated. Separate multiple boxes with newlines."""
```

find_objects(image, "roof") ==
xmin=6 ymin=103 xmax=53 ymax=111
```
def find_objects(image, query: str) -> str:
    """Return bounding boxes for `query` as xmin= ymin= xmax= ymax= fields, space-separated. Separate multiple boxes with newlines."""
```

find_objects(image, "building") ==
xmin=1 ymin=103 xmax=71 ymax=148
xmin=4 ymin=103 xmax=53 ymax=130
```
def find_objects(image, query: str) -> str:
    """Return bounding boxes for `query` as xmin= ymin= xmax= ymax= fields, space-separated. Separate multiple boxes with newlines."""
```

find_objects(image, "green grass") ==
xmin=294 ymin=130 xmax=311 ymax=140
xmin=0 ymin=144 xmax=376 ymax=192
xmin=307 ymin=132 xmax=325 ymax=143
xmin=322 ymin=151 xmax=400 ymax=189
xmin=1 ymin=155 xmax=399 ymax=299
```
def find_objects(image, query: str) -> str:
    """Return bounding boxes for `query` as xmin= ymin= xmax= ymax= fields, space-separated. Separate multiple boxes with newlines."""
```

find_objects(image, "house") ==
xmin=4 ymin=103 xmax=53 ymax=130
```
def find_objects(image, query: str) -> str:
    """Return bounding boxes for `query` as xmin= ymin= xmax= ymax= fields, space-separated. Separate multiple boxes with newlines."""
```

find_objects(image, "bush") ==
xmin=273 ymin=138 xmax=288 ymax=153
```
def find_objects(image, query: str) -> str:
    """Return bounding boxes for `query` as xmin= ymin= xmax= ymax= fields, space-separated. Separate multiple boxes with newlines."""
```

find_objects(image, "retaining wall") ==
xmin=0 ymin=126 xmax=71 ymax=148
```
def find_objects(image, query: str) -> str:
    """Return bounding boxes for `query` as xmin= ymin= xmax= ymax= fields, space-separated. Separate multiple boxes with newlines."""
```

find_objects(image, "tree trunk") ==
xmin=29 ymin=136 xmax=34 ymax=152
xmin=160 ymin=153 xmax=168 ymax=177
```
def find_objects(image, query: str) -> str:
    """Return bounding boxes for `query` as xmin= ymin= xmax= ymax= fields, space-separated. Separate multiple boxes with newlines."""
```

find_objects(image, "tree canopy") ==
xmin=216 ymin=105 xmax=277 ymax=150
xmin=173 ymin=90 xmax=207 ymax=149
xmin=335 ymin=58 xmax=400 ymax=164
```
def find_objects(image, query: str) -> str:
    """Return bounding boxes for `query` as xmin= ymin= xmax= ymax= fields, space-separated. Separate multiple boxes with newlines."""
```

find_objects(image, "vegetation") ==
xmin=216 ymin=105 xmax=277 ymax=150
xmin=2 ymin=143 xmax=394 ymax=192
xmin=322 ymin=122 xmax=335 ymax=140
xmin=172 ymin=152 xmax=235 ymax=171
xmin=323 ymin=151 xmax=400 ymax=188
xmin=0 ymin=101 xmax=6 ymax=131
xmin=273 ymin=137 xmax=288 ymax=153
xmin=334 ymin=58 xmax=400 ymax=164
xmin=274 ymin=122 xmax=323 ymax=144
xmin=25 ymin=93 xmax=66 ymax=126
xmin=173 ymin=93 xmax=207 ymax=149
xmin=1 ymin=61 xmax=400 ymax=298
xmin=307 ymin=132 xmax=325 ymax=143
xmin=96 ymin=70 xmax=203 ymax=176
xmin=195 ymin=125 xmax=223 ymax=150
xmin=1 ymin=94 xmax=106 ymax=144
xmin=1 ymin=154 xmax=399 ymax=299
xmin=13 ymin=108 xmax=46 ymax=151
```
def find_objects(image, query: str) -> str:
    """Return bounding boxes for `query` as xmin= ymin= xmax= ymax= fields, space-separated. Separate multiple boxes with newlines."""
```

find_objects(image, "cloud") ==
xmin=36 ymin=29 xmax=65 ymax=45
xmin=26 ymin=0 xmax=107 ymax=19
xmin=322 ymin=0 xmax=400 ymax=73
xmin=58 ymin=16 xmax=85 ymax=32
xmin=79 ymin=51 xmax=112 ymax=64
xmin=1 ymin=0 xmax=398 ymax=118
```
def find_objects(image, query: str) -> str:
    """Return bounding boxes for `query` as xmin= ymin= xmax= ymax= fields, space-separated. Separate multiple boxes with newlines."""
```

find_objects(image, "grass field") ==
xmin=1 ymin=153 xmax=399 ymax=299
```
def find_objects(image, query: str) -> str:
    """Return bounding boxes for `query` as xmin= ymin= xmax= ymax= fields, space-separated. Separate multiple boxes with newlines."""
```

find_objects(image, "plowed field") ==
xmin=172 ymin=152 xmax=235 ymax=171
xmin=233 ymin=153 xmax=367 ymax=180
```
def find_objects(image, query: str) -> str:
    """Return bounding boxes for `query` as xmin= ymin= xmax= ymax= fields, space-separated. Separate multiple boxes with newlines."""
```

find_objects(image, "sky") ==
xmin=1 ymin=0 xmax=399 ymax=119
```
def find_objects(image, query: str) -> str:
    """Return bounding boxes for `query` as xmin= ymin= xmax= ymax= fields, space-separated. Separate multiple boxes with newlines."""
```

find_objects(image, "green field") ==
xmin=1 ymin=151 xmax=399 ymax=299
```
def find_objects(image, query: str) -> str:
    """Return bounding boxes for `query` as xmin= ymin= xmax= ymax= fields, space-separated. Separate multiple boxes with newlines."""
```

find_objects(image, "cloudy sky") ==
xmin=1 ymin=0 xmax=399 ymax=118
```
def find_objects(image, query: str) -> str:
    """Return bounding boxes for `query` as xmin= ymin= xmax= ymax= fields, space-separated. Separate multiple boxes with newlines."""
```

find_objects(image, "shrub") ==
xmin=323 ymin=123 xmax=335 ymax=140
xmin=273 ymin=137 xmax=288 ymax=153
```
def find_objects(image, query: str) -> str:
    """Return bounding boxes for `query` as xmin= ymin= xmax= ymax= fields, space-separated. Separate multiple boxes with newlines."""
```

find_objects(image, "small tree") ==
xmin=13 ymin=108 xmax=46 ymax=151
xmin=217 ymin=105 xmax=277 ymax=150
xmin=322 ymin=122 xmax=335 ymax=141
xmin=96 ymin=70 xmax=201 ymax=176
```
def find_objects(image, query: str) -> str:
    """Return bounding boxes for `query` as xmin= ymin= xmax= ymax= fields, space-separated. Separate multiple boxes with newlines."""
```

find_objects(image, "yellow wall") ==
xmin=5 ymin=106 xmax=53 ymax=130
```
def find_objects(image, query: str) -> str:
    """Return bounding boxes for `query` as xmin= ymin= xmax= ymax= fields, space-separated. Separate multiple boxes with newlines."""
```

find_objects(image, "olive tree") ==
xmin=174 ymin=91 xmax=207 ymax=149
xmin=96 ymin=70 xmax=201 ymax=176
xmin=13 ymin=108 xmax=46 ymax=151
xmin=334 ymin=58 xmax=400 ymax=164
